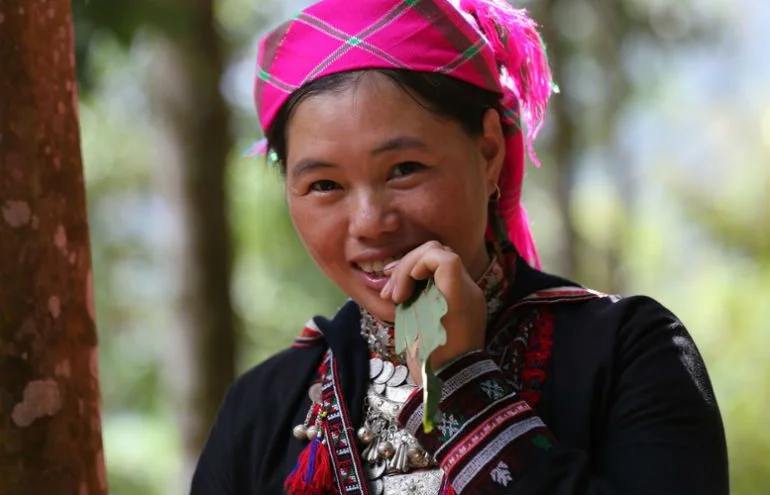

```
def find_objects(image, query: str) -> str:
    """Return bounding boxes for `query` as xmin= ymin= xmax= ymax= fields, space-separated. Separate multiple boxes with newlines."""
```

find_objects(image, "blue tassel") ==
xmin=304 ymin=437 xmax=319 ymax=484
xmin=285 ymin=435 xmax=334 ymax=494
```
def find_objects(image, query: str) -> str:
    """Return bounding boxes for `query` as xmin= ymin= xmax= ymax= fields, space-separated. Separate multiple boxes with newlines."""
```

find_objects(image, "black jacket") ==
xmin=190 ymin=260 xmax=729 ymax=495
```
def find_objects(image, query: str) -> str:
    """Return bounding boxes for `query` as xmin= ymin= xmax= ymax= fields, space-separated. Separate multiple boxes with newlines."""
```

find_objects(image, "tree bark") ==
xmin=0 ymin=1 xmax=107 ymax=494
xmin=536 ymin=0 xmax=581 ymax=280
xmin=145 ymin=1 xmax=236 ymax=491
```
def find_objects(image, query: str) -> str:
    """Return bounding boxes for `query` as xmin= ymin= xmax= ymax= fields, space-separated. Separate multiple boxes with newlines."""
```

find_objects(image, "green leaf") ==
xmin=421 ymin=359 xmax=443 ymax=433
xmin=395 ymin=279 xmax=448 ymax=432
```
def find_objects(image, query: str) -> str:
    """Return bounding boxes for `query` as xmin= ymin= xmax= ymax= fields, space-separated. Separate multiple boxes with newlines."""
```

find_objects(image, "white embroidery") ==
xmin=480 ymin=379 xmax=506 ymax=400
xmin=452 ymin=416 xmax=545 ymax=493
xmin=434 ymin=394 xmax=518 ymax=458
xmin=404 ymin=359 xmax=499 ymax=434
xmin=442 ymin=359 xmax=498 ymax=399
xmin=405 ymin=402 xmax=425 ymax=434
xmin=438 ymin=414 xmax=461 ymax=438
xmin=490 ymin=461 xmax=513 ymax=486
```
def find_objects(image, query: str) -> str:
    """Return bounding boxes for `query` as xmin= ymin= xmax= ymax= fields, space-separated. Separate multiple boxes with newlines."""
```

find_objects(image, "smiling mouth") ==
xmin=355 ymin=255 xmax=404 ymax=277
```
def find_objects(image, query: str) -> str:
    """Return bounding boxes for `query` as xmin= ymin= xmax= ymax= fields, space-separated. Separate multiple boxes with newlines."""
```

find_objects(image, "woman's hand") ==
xmin=380 ymin=241 xmax=487 ymax=384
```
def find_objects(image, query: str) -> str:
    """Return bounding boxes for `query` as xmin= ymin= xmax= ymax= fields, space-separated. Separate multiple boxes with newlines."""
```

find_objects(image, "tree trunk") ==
xmin=145 ymin=1 xmax=236 ymax=491
xmin=594 ymin=0 xmax=635 ymax=295
xmin=0 ymin=1 xmax=107 ymax=494
xmin=536 ymin=0 xmax=581 ymax=280
xmin=534 ymin=0 xmax=636 ymax=292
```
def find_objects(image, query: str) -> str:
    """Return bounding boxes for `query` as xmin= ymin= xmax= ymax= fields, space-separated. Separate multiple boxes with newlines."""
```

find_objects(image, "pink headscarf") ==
xmin=254 ymin=0 xmax=555 ymax=267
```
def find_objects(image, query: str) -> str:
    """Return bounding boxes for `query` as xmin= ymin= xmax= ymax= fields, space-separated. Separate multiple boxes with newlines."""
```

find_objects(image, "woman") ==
xmin=191 ymin=0 xmax=729 ymax=493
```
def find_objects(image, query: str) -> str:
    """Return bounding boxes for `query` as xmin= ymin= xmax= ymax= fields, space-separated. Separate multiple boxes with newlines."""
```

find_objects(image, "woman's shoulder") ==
xmin=237 ymin=346 xmax=319 ymax=384
xmin=516 ymin=264 xmax=686 ymax=342
xmin=551 ymin=291 xmax=707 ymax=385
xmin=239 ymin=344 xmax=323 ymax=386
xmin=221 ymin=345 xmax=325 ymax=424
xmin=519 ymin=260 xmax=683 ymax=334
xmin=509 ymin=260 xmax=695 ymax=359
xmin=224 ymin=301 xmax=359 ymax=409
xmin=192 ymin=344 xmax=327 ymax=493
xmin=566 ymin=292 xmax=687 ymax=341
xmin=515 ymin=260 xmax=687 ymax=336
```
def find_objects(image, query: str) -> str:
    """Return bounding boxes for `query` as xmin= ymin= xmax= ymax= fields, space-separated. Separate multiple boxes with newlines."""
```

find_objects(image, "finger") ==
xmin=383 ymin=257 xmax=401 ymax=275
xmin=390 ymin=242 xmax=449 ymax=304
xmin=384 ymin=241 xmax=442 ymax=303
xmin=383 ymin=240 xmax=442 ymax=275
xmin=409 ymin=249 xmax=462 ymax=283
xmin=379 ymin=275 xmax=395 ymax=299
xmin=405 ymin=337 xmax=423 ymax=388
xmin=410 ymin=251 xmax=483 ymax=328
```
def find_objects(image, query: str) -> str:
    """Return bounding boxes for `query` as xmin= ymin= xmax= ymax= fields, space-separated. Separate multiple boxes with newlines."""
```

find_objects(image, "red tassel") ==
xmin=284 ymin=442 xmax=313 ymax=495
xmin=284 ymin=437 xmax=334 ymax=495
xmin=309 ymin=439 xmax=334 ymax=492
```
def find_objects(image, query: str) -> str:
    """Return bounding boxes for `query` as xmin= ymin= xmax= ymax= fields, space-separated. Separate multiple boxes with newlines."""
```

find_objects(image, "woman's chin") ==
xmin=359 ymin=295 xmax=396 ymax=324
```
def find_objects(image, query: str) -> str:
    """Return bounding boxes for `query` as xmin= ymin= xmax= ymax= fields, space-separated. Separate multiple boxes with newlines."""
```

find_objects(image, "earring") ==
xmin=490 ymin=184 xmax=501 ymax=202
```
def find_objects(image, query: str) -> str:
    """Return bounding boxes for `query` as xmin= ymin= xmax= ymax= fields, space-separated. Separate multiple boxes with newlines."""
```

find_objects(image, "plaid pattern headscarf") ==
xmin=254 ymin=0 xmax=555 ymax=267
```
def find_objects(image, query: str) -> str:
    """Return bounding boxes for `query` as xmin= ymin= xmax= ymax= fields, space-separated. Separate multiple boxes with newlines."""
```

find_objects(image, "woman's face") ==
xmin=284 ymin=72 xmax=505 ymax=322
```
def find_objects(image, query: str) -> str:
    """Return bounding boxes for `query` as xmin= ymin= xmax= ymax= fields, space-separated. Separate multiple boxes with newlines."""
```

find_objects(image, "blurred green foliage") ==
xmin=74 ymin=0 xmax=770 ymax=494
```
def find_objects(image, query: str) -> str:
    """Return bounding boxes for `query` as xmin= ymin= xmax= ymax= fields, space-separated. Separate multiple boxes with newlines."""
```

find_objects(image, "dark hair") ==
xmin=265 ymin=69 xmax=510 ymax=174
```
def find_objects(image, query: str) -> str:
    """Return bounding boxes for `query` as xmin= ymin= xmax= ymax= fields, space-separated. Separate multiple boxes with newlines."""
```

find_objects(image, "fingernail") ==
xmin=390 ymin=281 xmax=402 ymax=303
xmin=380 ymin=277 xmax=393 ymax=298
xmin=384 ymin=260 xmax=400 ymax=272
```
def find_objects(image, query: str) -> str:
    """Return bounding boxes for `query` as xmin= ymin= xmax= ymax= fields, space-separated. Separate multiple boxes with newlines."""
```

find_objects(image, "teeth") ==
xmin=358 ymin=256 xmax=401 ymax=274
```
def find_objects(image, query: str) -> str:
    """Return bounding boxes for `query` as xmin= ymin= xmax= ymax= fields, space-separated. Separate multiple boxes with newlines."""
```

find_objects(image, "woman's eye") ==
xmin=390 ymin=161 xmax=425 ymax=179
xmin=308 ymin=180 xmax=341 ymax=193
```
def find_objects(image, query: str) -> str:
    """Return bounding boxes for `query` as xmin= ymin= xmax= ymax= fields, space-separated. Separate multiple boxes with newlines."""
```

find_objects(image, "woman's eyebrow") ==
xmin=370 ymin=136 xmax=428 ymax=156
xmin=290 ymin=159 xmax=335 ymax=181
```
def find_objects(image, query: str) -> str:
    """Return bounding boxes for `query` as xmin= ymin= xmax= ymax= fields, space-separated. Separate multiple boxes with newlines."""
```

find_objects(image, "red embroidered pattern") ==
xmin=441 ymin=400 xmax=531 ymax=471
xmin=292 ymin=320 xmax=325 ymax=348
xmin=485 ymin=304 xmax=556 ymax=408
xmin=485 ymin=307 xmax=537 ymax=395
xmin=320 ymin=351 xmax=369 ymax=495
xmin=520 ymin=307 xmax=555 ymax=406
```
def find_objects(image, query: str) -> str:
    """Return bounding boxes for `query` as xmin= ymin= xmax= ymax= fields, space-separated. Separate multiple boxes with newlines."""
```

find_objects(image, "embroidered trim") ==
xmin=486 ymin=308 xmax=536 ymax=394
xmin=292 ymin=318 xmax=325 ymax=348
xmin=316 ymin=352 xmax=343 ymax=490
xmin=514 ymin=287 xmax=606 ymax=307
xmin=450 ymin=416 xmax=545 ymax=493
xmin=405 ymin=399 xmax=426 ymax=435
xmin=403 ymin=359 xmax=501 ymax=436
xmin=521 ymin=308 xmax=556 ymax=406
xmin=327 ymin=352 xmax=369 ymax=494
xmin=437 ymin=399 xmax=530 ymax=465
xmin=431 ymin=394 xmax=515 ymax=457
xmin=441 ymin=359 xmax=499 ymax=399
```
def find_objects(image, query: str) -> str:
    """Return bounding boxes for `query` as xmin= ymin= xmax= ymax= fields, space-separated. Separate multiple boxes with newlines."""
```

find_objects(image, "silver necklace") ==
xmin=358 ymin=337 xmax=443 ymax=495
xmin=357 ymin=256 xmax=508 ymax=494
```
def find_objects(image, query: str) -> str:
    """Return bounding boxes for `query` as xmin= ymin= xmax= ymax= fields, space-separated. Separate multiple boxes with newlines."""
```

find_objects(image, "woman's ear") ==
xmin=478 ymin=108 xmax=506 ymax=193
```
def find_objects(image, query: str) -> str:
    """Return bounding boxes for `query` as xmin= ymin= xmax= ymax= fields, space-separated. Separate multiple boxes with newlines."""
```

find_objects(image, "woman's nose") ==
xmin=347 ymin=190 xmax=399 ymax=240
